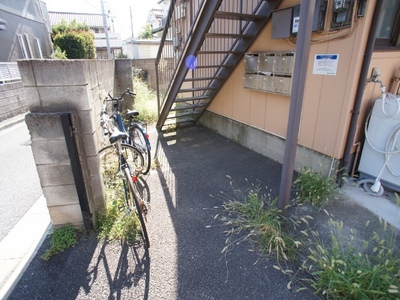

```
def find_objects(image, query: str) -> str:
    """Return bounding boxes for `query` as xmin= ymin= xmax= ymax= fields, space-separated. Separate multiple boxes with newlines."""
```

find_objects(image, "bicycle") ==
xmin=99 ymin=109 xmax=150 ymax=248
xmin=104 ymin=88 xmax=152 ymax=175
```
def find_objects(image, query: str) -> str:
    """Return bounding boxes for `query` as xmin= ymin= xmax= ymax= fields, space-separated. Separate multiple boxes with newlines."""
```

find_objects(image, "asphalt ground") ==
xmin=7 ymin=123 xmax=400 ymax=300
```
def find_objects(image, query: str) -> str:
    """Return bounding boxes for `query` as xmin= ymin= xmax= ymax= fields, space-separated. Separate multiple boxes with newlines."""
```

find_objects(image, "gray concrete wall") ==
xmin=131 ymin=58 xmax=157 ymax=90
xmin=0 ymin=82 xmax=28 ymax=122
xmin=199 ymin=110 xmax=340 ymax=177
xmin=18 ymin=59 xmax=119 ymax=228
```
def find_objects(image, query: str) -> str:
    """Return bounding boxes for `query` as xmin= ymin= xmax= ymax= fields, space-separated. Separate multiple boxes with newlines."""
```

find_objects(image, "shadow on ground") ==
xmin=9 ymin=124 xmax=398 ymax=300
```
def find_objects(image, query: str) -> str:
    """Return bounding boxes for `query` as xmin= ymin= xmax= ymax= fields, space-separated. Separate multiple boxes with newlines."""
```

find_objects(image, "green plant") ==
xmin=302 ymin=218 xmax=400 ymax=299
xmin=137 ymin=23 xmax=154 ymax=39
xmin=132 ymin=76 xmax=158 ymax=124
xmin=52 ymin=19 xmax=96 ymax=59
xmin=96 ymin=198 xmax=139 ymax=243
xmin=50 ymin=46 xmax=67 ymax=59
xmin=294 ymin=168 xmax=339 ymax=207
xmin=97 ymin=152 xmax=140 ymax=243
xmin=219 ymin=178 xmax=300 ymax=261
xmin=41 ymin=224 xmax=79 ymax=261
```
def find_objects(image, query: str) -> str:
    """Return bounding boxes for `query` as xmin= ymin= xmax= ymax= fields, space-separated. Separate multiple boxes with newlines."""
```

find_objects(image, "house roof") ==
xmin=48 ymin=11 xmax=106 ymax=28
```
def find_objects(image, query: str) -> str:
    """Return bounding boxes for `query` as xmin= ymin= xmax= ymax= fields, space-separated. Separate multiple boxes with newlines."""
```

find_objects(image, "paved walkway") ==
xmin=1 ymin=121 xmax=399 ymax=299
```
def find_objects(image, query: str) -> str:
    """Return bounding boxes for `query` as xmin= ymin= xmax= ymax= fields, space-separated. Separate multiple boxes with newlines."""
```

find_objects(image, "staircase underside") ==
xmin=157 ymin=0 xmax=283 ymax=130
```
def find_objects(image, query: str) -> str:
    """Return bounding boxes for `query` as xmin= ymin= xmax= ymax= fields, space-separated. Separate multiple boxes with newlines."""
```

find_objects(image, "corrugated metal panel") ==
xmin=0 ymin=63 xmax=21 ymax=82
xmin=48 ymin=12 xmax=105 ymax=28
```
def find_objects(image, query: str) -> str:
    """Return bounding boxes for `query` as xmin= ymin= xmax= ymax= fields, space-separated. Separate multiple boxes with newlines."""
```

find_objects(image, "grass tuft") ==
xmin=220 ymin=180 xmax=299 ymax=261
xmin=132 ymin=75 xmax=158 ymax=124
xmin=294 ymin=168 xmax=339 ymax=207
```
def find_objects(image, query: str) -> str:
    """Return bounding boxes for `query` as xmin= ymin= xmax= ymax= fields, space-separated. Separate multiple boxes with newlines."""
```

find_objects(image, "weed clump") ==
xmin=41 ymin=224 xmax=79 ymax=261
xmin=294 ymin=168 xmax=339 ymax=207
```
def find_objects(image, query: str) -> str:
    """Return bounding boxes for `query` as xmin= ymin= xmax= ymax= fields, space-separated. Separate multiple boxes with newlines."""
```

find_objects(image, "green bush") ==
xmin=52 ymin=19 xmax=96 ymax=59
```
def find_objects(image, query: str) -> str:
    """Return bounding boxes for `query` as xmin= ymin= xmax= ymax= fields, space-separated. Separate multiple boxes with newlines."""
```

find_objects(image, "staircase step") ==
xmin=198 ymin=50 xmax=243 ymax=54
xmin=206 ymin=33 xmax=253 ymax=39
xmin=179 ymin=87 xmax=217 ymax=92
xmin=195 ymin=64 xmax=234 ymax=69
xmin=171 ymin=103 xmax=207 ymax=111
xmin=215 ymin=11 xmax=266 ymax=21
xmin=163 ymin=118 xmax=196 ymax=128
xmin=183 ymin=76 xmax=224 ymax=82
xmin=174 ymin=96 xmax=210 ymax=102
xmin=166 ymin=111 xmax=201 ymax=119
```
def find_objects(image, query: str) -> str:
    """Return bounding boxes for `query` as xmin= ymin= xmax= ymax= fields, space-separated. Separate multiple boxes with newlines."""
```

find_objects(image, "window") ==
xmin=24 ymin=34 xmax=33 ymax=58
xmin=34 ymin=38 xmax=43 ymax=58
xmin=375 ymin=0 xmax=400 ymax=49
xmin=17 ymin=34 xmax=28 ymax=58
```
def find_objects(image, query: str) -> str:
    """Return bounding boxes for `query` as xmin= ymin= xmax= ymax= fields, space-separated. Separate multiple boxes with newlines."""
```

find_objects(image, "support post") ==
xmin=278 ymin=0 xmax=316 ymax=216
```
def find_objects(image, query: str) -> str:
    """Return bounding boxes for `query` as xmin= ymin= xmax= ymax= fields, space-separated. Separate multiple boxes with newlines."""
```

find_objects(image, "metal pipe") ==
xmin=278 ymin=0 xmax=316 ymax=215
xmin=341 ymin=0 xmax=384 ymax=177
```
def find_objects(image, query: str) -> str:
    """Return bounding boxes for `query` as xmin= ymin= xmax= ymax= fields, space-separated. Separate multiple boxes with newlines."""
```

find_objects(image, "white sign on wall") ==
xmin=313 ymin=54 xmax=339 ymax=76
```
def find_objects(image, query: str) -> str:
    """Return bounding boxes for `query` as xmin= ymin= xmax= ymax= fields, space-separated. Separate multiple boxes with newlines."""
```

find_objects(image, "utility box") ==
xmin=271 ymin=0 xmax=327 ymax=39
xmin=358 ymin=95 xmax=400 ymax=192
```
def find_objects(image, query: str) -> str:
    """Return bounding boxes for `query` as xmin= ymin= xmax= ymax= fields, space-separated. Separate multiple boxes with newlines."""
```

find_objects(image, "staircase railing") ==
xmin=155 ymin=0 xmax=205 ymax=117
xmin=155 ymin=0 xmax=282 ymax=129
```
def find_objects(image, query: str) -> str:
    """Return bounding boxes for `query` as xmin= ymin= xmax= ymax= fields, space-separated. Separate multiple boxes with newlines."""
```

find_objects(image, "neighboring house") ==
xmin=155 ymin=0 xmax=400 ymax=194
xmin=0 ymin=0 xmax=53 ymax=63
xmin=48 ymin=11 xmax=122 ymax=59
xmin=122 ymin=39 xmax=160 ymax=59
xmin=0 ymin=0 xmax=53 ymax=121
xmin=148 ymin=5 xmax=165 ymax=38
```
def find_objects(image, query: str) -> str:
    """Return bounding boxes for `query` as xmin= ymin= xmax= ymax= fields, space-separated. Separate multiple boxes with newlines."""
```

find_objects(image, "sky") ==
xmin=44 ymin=0 xmax=160 ymax=40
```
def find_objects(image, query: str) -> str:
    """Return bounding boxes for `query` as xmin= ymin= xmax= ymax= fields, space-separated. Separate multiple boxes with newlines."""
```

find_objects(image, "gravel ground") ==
xmin=8 ymin=124 xmax=393 ymax=300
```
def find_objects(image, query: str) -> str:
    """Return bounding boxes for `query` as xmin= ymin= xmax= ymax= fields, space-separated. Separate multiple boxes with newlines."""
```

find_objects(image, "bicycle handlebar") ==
xmin=107 ymin=88 xmax=136 ymax=102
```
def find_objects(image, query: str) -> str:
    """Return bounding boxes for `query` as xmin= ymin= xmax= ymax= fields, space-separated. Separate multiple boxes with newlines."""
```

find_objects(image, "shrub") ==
xmin=52 ymin=19 xmax=96 ymax=59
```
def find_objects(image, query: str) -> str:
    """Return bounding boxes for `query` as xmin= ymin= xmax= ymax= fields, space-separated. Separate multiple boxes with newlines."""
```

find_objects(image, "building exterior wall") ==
xmin=0 ymin=0 xmax=53 ymax=62
xmin=204 ymin=0 xmax=399 ymax=170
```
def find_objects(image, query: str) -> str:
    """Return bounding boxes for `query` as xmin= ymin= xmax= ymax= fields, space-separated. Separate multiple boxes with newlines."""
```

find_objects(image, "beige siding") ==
xmin=208 ymin=0 xmax=392 ymax=160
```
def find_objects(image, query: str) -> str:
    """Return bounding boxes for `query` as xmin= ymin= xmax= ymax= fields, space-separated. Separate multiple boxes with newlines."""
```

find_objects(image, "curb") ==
xmin=0 ymin=113 xmax=27 ymax=131
xmin=0 ymin=196 xmax=51 ymax=300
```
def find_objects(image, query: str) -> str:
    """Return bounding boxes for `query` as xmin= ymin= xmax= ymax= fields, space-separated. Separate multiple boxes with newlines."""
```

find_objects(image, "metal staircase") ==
xmin=156 ymin=0 xmax=283 ymax=130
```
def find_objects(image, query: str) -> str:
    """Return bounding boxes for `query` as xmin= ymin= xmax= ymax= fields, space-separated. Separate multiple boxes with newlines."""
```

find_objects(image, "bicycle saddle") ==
xmin=127 ymin=109 xmax=139 ymax=117
xmin=109 ymin=128 xmax=128 ymax=144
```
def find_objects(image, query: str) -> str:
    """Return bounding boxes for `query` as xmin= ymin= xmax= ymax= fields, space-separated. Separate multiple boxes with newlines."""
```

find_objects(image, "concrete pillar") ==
xmin=17 ymin=59 xmax=115 ymax=228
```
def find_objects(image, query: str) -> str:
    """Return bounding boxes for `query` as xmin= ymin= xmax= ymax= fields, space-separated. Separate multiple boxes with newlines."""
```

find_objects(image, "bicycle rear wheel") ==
xmin=130 ymin=124 xmax=151 ymax=175
xmin=124 ymin=168 xmax=150 ymax=248
xmin=99 ymin=143 xmax=145 ymax=176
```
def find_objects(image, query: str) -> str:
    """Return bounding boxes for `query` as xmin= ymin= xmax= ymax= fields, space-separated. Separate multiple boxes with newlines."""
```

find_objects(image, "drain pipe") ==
xmin=341 ymin=0 xmax=384 ymax=177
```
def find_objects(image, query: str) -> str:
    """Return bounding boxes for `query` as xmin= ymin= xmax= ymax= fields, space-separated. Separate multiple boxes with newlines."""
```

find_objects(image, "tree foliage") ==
xmin=51 ymin=20 xmax=96 ymax=59
xmin=137 ymin=23 xmax=154 ymax=39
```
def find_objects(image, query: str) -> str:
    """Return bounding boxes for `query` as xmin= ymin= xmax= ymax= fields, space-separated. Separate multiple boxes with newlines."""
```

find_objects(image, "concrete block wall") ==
xmin=131 ymin=58 xmax=157 ymax=90
xmin=0 ymin=81 xmax=28 ymax=122
xmin=18 ymin=59 xmax=119 ymax=228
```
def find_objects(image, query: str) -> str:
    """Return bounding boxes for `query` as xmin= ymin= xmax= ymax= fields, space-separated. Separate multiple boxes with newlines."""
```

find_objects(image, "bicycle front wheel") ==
xmin=124 ymin=168 xmax=150 ymax=248
xmin=130 ymin=124 xmax=151 ymax=175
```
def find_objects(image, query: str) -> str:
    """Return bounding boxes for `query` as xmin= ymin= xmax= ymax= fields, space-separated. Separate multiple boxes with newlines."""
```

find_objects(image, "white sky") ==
xmin=44 ymin=0 xmax=160 ymax=40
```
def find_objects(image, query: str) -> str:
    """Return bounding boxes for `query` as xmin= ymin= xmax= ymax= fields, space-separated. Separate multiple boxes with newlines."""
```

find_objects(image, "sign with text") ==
xmin=313 ymin=54 xmax=339 ymax=76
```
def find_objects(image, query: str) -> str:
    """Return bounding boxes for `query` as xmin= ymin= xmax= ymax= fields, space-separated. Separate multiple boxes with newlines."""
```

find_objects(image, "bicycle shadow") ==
xmin=8 ymin=233 xmax=151 ymax=300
